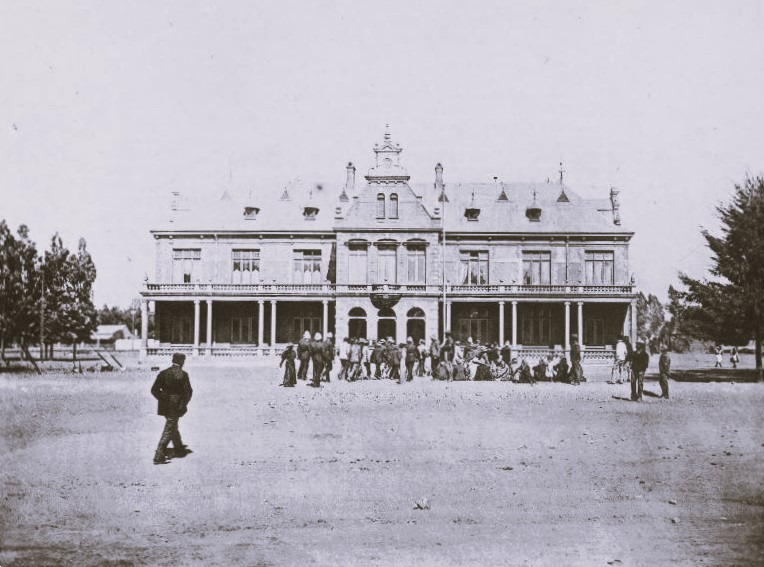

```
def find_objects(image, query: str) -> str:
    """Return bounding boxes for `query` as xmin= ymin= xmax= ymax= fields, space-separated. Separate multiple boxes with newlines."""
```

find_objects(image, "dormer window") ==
xmin=526 ymin=205 xmax=542 ymax=221
xmin=388 ymin=193 xmax=399 ymax=219
xmin=377 ymin=193 xmax=385 ymax=218
xmin=526 ymin=190 xmax=542 ymax=221
xmin=303 ymin=206 xmax=319 ymax=220
xmin=465 ymin=207 xmax=481 ymax=221
xmin=243 ymin=206 xmax=260 ymax=220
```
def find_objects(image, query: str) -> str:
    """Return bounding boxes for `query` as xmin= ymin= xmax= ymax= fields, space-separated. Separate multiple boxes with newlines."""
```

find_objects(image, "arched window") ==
xmin=349 ymin=307 xmax=367 ymax=339
xmin=377 ymin=307 xmax=397 ymax=341
xmin=406 ymin=307 xmax=426 ymax=344
xmin=377 ymin=193 xmax=386 ymax=218
xmin=389 ymin=193 xmax=399 ymax=219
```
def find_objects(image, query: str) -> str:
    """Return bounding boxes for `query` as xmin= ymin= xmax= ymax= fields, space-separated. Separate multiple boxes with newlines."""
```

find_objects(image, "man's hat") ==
xmin=303 ymin=331 xmax=311 ymax=339
xmin=285 ymin=342 xmax=294 ymax=348
xmin=445 ymin=330 xmax=452 ymax=336
xmin=172 ymin=353 xmax=186 ymax=365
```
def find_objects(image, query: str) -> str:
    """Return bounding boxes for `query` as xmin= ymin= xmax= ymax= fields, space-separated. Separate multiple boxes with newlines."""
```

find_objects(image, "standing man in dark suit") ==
xmin=404 ymin=336 xmax=419 ymax=382
xmin=309 ymin=332 xmax=324 ymax=387
xmin=297 ymin=331 xmax=312 ymax=381
xmin=631 ymin=341 xmax=650 ymax=402
xmin=440 ymin=331 xmax=455 ymax=381
xmin=151 ymin=353 xmax=193 ymax=465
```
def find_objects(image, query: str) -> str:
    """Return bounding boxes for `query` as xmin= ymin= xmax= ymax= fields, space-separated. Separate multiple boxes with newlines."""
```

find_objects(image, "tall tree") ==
xmin=659 ymin=285 xmax=693 ymax=353
xmin=679 ymin=175 xmax=764 ymax=379
xmin=0 ymin=222 xmax=41 ymax=360
xmin=42 ymin=235 xmax=97 ymax=360
xmin=636 ymin=292 xmax=665 ymax=353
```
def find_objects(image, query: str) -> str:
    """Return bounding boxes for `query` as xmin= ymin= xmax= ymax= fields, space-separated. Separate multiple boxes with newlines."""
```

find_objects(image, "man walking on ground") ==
xmin=371 ymin=340 xmax=384 ymax=379
xmin=388 ymin=340 xmax=402 ymax=383
xmin=348 ymin=338 xmax=362 ymax=381
xmin=151 ymin=353 xmax=193 ymax=465
xmin=338 ymin=337 xmax=350 ymax=380
xmin=405 ymin=336 xmax=419 ymax=382
xmin=659 ymin=346 xmax=671 ymax=399
xmin=428 ymin=336 xmax=440 ymax=377
xmin=611 ymin=336 xmax=628 ymax=384
xmin=440 ymin=331 xmax=455 ymax=381
xmin=321 ymin=332 xmax=334 ymax=382
xmin=631 ymin=340 xmax=650 ymax=401
xmin=297 ymin=331 xmax=311 ymax=381
xmin=309 ymin=332 xmax=324 ymax=387
xmin=417 ymin=339 xmax=427 ymax=377
xmin=569 ymin=334 xmax=584 ymax=385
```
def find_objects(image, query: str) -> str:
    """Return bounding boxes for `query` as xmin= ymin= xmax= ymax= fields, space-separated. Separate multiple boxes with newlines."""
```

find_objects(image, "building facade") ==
xmin=139 ymin=130 xmax=636 ymax=363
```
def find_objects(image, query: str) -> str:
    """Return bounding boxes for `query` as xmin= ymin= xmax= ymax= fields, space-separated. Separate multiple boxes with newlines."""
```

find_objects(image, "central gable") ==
xmin=335 ymin=128 xmax=439 ymax=231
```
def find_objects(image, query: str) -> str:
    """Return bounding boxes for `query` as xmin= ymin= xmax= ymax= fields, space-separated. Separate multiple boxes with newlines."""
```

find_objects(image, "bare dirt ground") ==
xmin=1 ymin=357 xmax=763 ymax=566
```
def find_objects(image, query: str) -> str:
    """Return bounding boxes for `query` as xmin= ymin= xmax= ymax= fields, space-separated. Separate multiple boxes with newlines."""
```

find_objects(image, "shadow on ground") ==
xmin=672 ymin=369 xmax=761 ymax=383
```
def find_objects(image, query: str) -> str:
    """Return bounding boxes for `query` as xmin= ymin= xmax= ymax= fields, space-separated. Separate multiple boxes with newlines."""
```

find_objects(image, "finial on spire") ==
xmin=384 ymin=124 xmax=391 ymax=141
xmin=559 ymin=162 xmax=565 ymax=184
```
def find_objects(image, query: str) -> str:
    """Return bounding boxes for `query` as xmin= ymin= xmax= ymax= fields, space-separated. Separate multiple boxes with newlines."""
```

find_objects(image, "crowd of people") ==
xmin=278 ymin=331 xmax=597 ymax=387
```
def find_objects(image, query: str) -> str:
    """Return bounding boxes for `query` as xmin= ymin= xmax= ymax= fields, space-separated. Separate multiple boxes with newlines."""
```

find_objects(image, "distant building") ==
xmin=139 ymin=129 xmax=636 ymax=362
xmin=91 ymin=324 xmax=133 ymax=348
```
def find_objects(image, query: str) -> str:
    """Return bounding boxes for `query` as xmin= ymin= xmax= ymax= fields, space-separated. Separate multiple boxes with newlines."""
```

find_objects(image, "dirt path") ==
xmin=1 ymin=369 xmax=763 ymax=566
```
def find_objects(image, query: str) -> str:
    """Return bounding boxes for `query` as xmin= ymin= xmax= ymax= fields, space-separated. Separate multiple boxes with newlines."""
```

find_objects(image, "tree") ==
xmin=659 ymin=285 xmax=693 ymax=353
xmin=42 ymin=235 xmax=97 ymax=362
xmin=0 ymin=222 xmax=42 ymax=363
xmin=636 ymin=292 xmax=665 ymax=353
xmin=678 ymin=175 xmax=764 ymax=380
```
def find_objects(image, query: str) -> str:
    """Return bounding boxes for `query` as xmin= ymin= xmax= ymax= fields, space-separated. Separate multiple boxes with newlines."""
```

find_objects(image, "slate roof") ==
xmin=411 ymin=182 xmax=626 ymax=234
xmin=157 ymin=181 xmax=342 ymax=233
xmin=154 ymin=178 xmax=627 ymax=235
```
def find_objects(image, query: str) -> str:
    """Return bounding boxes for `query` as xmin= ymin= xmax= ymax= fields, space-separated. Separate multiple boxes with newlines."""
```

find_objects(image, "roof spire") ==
xmin=384 ymin=123 xmax=391 ymax=141
xmin=559 ymin=162 xmax=565 ymax=184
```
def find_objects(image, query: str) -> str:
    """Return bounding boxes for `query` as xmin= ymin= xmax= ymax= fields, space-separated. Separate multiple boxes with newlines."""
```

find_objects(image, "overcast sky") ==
xmin=2 ymin=1 xmax=763 ymax=307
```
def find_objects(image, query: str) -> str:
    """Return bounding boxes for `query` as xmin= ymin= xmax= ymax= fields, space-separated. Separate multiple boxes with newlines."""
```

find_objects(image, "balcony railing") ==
xmin=143 ymin=282 xmax=634 ymax=297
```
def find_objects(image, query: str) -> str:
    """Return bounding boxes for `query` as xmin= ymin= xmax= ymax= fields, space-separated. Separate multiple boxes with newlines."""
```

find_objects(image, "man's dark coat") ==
xmin=151 ymin=365 xmax=193 ymax=418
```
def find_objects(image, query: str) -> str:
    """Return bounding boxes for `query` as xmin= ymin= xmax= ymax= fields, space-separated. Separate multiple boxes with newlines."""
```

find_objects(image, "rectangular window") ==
xmin=460 ymin=251 xmax=488 ymax=285
xmin=348 ymin=246 xmax=368 ymax=284
xmin=585 ymin=251 xmax=614 ymax=285
xmin=172 ymin=249 xmax=201 ymax=284
xmin=377 ymin=246 xmax=397 ymax=284
xmin=293 ymin=250 xmax=322 ymax=284
xmin=522 ymin=251 xmax=551 ymax=285
xmin=231 ymin=317 xmax=254 ymax=343
xmin=407 ymin=248 xmax=426 ymax=284
xmin=232 ymin=249 xmax=260 ymax=284
xmin=521 ymin=305 xmax=552 ymax=345
xmin=171 ymin=316 xmax=193 ymax=343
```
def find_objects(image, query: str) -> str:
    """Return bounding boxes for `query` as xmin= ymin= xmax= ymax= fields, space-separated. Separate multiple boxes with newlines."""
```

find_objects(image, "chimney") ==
xmin=610 ymin=187 xmax=621 ymax=225
xmin=435 ymin=163 xmax=444 ymax=191
xmin=345 ymin=162 xmax=356 ymax=193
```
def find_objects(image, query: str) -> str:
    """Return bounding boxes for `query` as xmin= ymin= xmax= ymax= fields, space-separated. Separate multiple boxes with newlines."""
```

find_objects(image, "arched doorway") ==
xmin=406 ymin=307 xmax=426 ymax=344
xmin=377 ymin=307 xmax=396 ymax=341
xmin=348 ymin=307 xmax=367 ymax=339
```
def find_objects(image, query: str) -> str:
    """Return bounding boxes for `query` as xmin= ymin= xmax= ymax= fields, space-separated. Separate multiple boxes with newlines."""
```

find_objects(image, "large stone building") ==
xmin=139 ymin=129 xmax=636 ymax=363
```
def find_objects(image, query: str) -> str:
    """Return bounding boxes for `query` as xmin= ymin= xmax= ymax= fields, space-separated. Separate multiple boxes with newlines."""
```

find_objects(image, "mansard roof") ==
xmin=411 ymin=182 xmax=627 ymax=234
xmin=156 ymin=179 xmax=627 ymax=236
xmin=158 ymin=181 xmax=341 ymax=233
